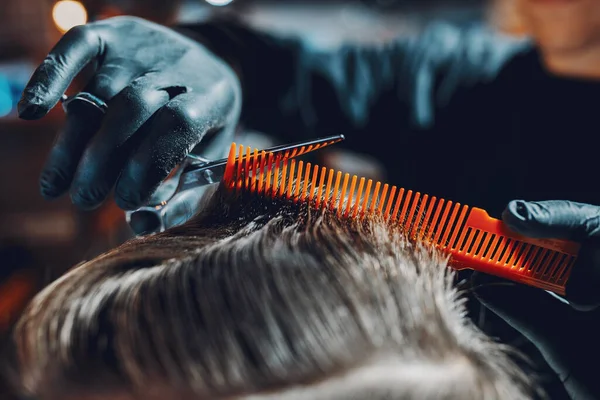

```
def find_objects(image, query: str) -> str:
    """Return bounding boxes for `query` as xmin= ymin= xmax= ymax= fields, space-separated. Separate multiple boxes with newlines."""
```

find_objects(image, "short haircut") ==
xmin=7 ymin=184 xmax=536 ymax=399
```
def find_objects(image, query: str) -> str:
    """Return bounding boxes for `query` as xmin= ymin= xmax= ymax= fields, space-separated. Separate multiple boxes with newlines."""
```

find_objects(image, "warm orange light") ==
xmin=52 ymin=0 xmax=88 ymax=33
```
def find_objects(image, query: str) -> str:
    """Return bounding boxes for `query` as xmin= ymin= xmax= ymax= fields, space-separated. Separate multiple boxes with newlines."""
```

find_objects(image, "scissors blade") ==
xmin=179 ymin=134 xmax=345 ymax=191
xmin=249 ymin=134 xmax=345 ymax=159
xmin=178 ymin=161 xmax=227 ymax=192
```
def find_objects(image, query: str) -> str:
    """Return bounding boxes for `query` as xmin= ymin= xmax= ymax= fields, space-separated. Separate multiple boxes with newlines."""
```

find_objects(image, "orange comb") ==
xmin=223 ymin=144 xmax=581 ymax=296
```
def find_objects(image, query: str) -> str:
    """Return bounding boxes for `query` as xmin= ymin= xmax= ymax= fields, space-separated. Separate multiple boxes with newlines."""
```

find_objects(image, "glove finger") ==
xmin=471 ymin=272 xmax=574 ymax=380
xmin=115 ymin=90 xmax=235 ymax=210
xmin=82 ymin=59 xmax=147 ymax=102
xmin=19 ymin=24 xmax=102 ymax=120
xmin=40 ymin=63 xmax=147 ymax=200
xmin=70 ymin=77 xmax=169 ymax=210
xmin=565 ymin=244 xmax=600 ymax=311
xmin=39 ymin=100 xmax=104 ymax=198
xmin=502 ymin=200 xmax=600 ymax=241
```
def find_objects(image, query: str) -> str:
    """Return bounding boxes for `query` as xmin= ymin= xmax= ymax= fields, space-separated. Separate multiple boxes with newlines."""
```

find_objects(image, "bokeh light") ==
xmin=0 ymin=75 xmax=12 ymax=118
xmin=52 ymin=0 xmax=88 ymax=33
xmin=205 ymin=0 xmax=234 ymax=6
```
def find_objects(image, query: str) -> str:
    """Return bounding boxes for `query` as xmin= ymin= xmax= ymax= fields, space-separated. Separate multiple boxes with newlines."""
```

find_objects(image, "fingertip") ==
xmin=114 ymin=181 xmax=147 ymax=211
xmin=114 ymin=194 xmax=142 ymax=211
xmin=39 ymin=168 xmax=72 ymax=199
xmin=502 ymin=200 xmax=528 ymax=225
xmin=18 ymin=78 xmax=58 ymax=119
xmin=17 ymin=102 xmax=48 ymax=120
xmin=39 ymin=181 xmax=62 ymax=200
xmin=116 ymin=157 xmax=174 ymax=211
xmin=502 ymin=200 xmax=552 ymax=238
xmin=69 ymin=186 xmax=108 ymax=211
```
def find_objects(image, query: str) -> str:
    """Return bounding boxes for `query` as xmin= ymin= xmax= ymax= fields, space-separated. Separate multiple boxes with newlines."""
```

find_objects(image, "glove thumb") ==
xmin=503 ymin=200 xmax=600 ymax=310
xmin=502 ymin=200 xmax=600 ymax=241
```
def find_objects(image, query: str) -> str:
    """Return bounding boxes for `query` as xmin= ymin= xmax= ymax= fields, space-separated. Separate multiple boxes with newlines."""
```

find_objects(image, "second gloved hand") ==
xmin=474 ymin=199 xmax=600 ymax=400
xmin=19 ymin=16 xmax=241 ymax=210
xmin=502 ymin=199 xmax=600 ymax=309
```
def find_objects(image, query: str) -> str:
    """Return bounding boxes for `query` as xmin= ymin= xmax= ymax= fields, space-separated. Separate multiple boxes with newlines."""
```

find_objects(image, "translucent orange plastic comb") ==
xmin=223 ymin=143 xmax=581 ymax=295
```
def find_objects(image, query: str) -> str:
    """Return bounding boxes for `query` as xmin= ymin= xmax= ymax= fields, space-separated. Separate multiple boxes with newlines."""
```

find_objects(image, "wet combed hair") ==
xmin=7 ymin=184 xmax=536 ymax=400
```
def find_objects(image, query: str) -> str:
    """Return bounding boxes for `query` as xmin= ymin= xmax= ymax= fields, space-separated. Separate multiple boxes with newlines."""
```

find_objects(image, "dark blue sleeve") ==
xmin=177 ymin=20 xmax=529 ymax=158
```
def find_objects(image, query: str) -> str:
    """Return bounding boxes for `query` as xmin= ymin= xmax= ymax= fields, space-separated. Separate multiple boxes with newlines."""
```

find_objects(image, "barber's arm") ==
xmin=176 ymin=18 xmax=415 ymax=145
xmin=474 ymin=200 xmax=600 ymax=400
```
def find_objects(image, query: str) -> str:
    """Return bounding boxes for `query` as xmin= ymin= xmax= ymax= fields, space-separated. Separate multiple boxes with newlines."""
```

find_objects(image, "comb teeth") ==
xmin=225 ymin=143 xmax=400 ymax=220
xmin=224 ymin=143 xmax=580 ymax=295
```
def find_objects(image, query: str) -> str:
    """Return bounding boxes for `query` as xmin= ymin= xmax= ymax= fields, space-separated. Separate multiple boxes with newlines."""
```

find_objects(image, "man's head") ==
xmin=513 ymin=0 xmax=600 ymax=77
xmin=6 ymin=184 xmax=534 ymax=399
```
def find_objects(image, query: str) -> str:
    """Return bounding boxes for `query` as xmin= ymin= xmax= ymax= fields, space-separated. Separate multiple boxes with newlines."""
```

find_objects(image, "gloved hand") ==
xmin=19 ymin=16 xmax=241 ymax=210
xmin=473 ymin=200 xmax=600 ymax=400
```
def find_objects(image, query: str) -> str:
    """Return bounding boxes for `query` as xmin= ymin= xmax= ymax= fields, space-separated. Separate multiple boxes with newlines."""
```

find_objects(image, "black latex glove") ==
xmin=473 ymin=200 xmax=600 ymax=400
xmin=19 ymin=16 xmax=241 ymax=210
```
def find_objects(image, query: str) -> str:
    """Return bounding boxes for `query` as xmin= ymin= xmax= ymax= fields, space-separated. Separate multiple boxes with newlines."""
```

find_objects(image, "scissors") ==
xmin=60 ymin=92 xmax=345 ymax=235
xmin=125 ymin=134 xmax=346 ymax=235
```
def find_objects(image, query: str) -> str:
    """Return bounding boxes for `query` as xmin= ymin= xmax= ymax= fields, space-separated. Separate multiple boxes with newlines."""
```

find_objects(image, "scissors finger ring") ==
xmin=61 ymin=92 xmax=108 ymax=114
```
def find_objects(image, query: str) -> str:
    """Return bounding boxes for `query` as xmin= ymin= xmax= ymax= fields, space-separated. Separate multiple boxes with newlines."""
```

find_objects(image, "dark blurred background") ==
xmin=0 ymin=0 xmax=525 ymax=398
